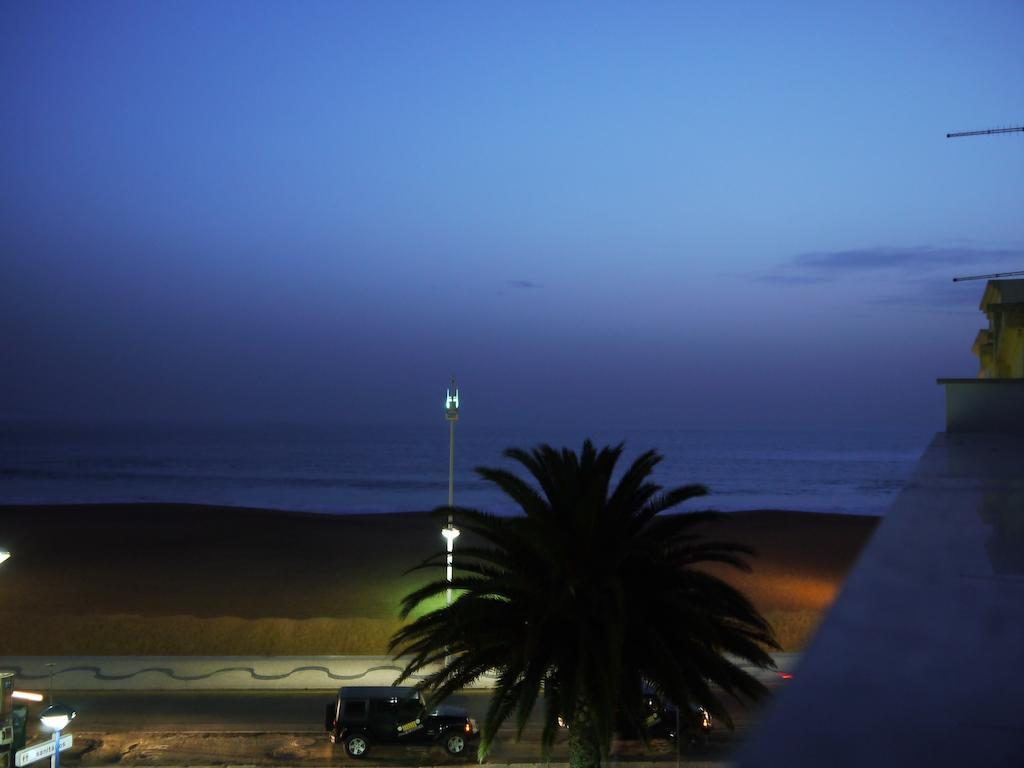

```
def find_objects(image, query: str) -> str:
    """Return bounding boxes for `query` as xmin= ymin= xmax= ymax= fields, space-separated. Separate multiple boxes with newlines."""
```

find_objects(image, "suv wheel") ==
xmin=444 ymin=734 xmax=467 ymax=755
xmin=344 ymin=733 xmax=370 ymax=758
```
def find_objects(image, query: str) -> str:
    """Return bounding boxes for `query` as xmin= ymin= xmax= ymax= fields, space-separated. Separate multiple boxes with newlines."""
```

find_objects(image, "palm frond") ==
xmin=388 ymin=440 xmax=778 ymax=763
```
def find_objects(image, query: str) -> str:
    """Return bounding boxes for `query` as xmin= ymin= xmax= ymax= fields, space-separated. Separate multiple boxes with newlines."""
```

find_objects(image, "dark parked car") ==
xmin=557 ymin=690 xmax=714 ymax=749
xmin=641 ymin=692 xmax=713 ymax=748
xmin=324 ymin=685 xmax=479 ymax=759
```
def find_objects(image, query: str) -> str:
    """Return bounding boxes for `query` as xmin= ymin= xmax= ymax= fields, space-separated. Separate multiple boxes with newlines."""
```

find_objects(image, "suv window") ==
xmin=342 ymin=700 xmax=368 ymax=720
xmin=371 ymin=699 xmax=396 ymax=715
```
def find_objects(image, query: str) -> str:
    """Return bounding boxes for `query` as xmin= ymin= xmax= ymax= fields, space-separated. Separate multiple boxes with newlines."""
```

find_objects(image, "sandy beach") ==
xmin=0 ymin=504 xmax=878 ymax=655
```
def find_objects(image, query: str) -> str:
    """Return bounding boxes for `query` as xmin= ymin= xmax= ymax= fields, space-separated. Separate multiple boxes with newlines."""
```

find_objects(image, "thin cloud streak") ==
xmin=757 ymin=244 xmax=1024 ymax=310
xmin=756 ymin=274 xmax=831 ymax=285
xmin=767 ymin=245 xmax=1024 ymax=280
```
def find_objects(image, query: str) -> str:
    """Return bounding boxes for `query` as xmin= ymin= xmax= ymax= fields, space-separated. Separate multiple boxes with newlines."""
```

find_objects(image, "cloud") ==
xmin=506 ymin=279 xmax=540 ymax=289
xmin=758 ymin=244 xmax=1024 ymax=310
xmin=763 ymin=245 xmax=1023 ymax=282
xmin=755 ymin=274 xmax=832 ymax=285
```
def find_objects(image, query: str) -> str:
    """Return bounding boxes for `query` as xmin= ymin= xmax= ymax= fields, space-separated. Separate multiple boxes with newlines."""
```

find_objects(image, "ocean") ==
xmin=0 ymin=422 xmax=931 ymax=516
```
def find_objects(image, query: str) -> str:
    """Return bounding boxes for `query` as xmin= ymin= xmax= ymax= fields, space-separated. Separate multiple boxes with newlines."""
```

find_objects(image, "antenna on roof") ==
xmin=946 ymin=125 xmax=1023 ymax=138
xmin=947 ymin=125 xmax=1022 ymax=281
xmin=952 ymin=270 xmax=1024 ymax=283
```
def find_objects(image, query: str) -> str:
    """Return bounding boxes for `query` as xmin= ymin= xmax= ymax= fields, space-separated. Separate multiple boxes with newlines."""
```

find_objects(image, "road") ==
xmin=15 ymin=687 xmax=781 ymax=765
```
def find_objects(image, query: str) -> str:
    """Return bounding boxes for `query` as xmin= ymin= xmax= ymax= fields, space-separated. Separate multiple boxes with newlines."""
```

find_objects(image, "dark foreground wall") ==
xmin=737 ymin=432 xmax=1024 ymax=767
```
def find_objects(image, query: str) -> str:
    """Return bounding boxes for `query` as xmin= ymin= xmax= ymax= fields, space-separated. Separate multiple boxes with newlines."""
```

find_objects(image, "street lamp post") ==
xmin=39 ymin=704 xmax=75 ymax=768
xmin=443 ymin=377 xmax=460 ymax=607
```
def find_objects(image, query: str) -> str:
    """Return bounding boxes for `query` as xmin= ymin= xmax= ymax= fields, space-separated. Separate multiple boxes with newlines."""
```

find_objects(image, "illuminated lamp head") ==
xmin=40 ymin=704 xmax=76 ymax=731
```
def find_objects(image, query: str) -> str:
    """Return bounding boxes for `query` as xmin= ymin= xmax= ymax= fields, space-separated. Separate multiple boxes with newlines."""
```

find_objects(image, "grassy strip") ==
xmin=0 ymin=613 xmax=403 ymax=656
xmin=759 ymin=608 xmax=827 ymax=652
xmin=0 ymin=506 xmax=876 ymax=656
xmin=0 ymin=609 xmax=824 ymax=656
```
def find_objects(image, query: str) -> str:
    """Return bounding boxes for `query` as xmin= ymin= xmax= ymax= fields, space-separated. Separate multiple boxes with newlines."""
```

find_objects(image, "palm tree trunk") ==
xmin=568 ymin=703 xmax=602 ymax=768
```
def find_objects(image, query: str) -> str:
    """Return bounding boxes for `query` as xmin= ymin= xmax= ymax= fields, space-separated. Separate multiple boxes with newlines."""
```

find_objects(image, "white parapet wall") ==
xmin=0 ymin=656 xmax=444 ymax=691
xmin=0 ymin=653 xmax=800 ymax=691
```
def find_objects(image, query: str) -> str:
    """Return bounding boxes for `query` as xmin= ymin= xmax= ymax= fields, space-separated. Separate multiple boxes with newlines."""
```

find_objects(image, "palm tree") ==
xmin=390 ymin=441 xmax=778 ymax=768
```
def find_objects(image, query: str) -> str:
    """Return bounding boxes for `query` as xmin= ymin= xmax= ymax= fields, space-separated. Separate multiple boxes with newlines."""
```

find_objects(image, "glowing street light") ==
xmin=441 ymin=525 xmax=460 ymax=607
xmin=0 ymin=549 xmax=10 ymax=566
xmin=39 ymin=704 xmax=75 ymax=732
xmin=443 ymin=377 xmax=460 ymax=607
xmin=39 ymin=703 xmax=76 ymax=768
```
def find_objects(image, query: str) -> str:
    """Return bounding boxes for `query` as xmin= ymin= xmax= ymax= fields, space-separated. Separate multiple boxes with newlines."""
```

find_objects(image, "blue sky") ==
xmin=1 ymin=1 xmax=1022 ymax=430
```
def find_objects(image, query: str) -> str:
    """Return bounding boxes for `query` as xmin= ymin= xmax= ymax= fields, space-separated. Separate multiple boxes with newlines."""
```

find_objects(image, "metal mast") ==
xmin=442 ymin=377 xmax=460 ymax=608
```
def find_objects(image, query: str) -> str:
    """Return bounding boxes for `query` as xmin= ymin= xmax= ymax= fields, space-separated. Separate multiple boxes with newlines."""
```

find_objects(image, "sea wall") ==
xmin=0 ymin=654 xmax=800 ymax=691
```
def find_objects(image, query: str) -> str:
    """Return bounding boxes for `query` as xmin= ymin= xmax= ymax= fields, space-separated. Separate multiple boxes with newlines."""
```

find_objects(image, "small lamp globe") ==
xmin=40 ymin=703 xmax=76 ymax=768
xmin=40 ymin=704 xmax=76 ymax=731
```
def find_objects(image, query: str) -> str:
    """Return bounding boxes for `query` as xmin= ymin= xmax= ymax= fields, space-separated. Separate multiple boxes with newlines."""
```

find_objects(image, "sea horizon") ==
xmin=0 ymin=420 xmax=932 ymax=517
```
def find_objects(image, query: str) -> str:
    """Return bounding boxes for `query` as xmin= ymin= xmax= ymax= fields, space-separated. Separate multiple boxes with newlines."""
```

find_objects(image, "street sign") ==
xmin=14 ymin=734 xmax=72 ymax=767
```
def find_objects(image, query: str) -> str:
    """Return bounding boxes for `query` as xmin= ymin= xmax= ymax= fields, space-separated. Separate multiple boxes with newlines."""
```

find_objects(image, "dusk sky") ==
xmin=2 ymin=1 xmax=1022 ymax=431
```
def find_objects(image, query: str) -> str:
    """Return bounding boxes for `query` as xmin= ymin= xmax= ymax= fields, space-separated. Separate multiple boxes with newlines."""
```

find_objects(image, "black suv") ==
xmin=324 ymin=686 xmax=479 ymax=759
